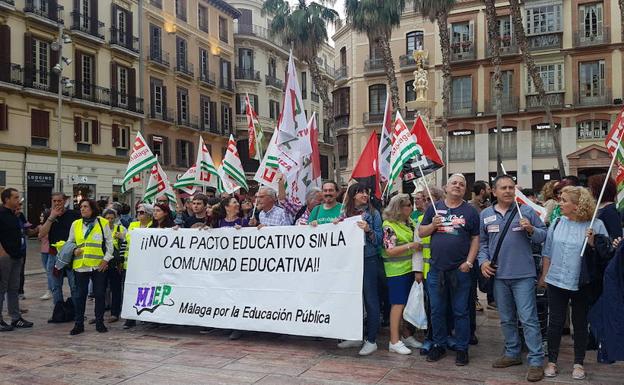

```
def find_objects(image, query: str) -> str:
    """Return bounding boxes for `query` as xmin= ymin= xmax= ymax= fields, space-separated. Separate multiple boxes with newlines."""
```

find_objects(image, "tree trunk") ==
xmin=437 ymin=10 xmax=451 ymax=185
xmin=306 ymin=57 xmax=338 ymax=180
xmin=509 ymin=0 xmax=566 ymax=177
xmin=485 ymin=0 xmax=504 ymax=176
xmin=378 ymin=34 xmax=401 ymax=112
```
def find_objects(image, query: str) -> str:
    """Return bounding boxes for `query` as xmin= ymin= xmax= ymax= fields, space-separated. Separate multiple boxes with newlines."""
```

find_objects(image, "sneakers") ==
xmin=18 ymin=293 xmax=25 ymax=300
xmin=572 ymin=364 xmax=586 ymax=380
xmin=96 ymin=322 xmax=108 ymax=333
xmin=229 ymin=330 xmax=243 ymax=340
xmin=492 ymin=355 xmax=523 ymax=368
xmin=337 ymin=340 xmax=363 ymax=349
xmin=426 ymin=345 xmax=447 ymax=362
xmin=401 ymin=336 xmax=423 ymax=349
xmin=358 ymin=341 xmax=378 ymax=356
xmin=0 ymin=320 xmax=14 ymax=332
xmin=455 ymin=350 xmax=469 ymax=366
xmin=469 ymin=334 xmax=479 ymax=345
xmin=475 ymin=300 xmax=483 ymax=312
xmin=70 ymin=324 xmax=84 ymax=335
xmin=108 ymin=316 xmax=119 ymax=323
xmin=487 ymin=301 xmax=497 ymax=310
xmin=544 ymin=362 xmax=558 ymax=378
xmin=123 ymin=320 xmax=136 ymax=329
xmin=388 ymin=340 xmax=412 ymax=355
xmin=40 ymin=290 xmax=52 ymax=300
xmin=527 ymin=366 xmax=544 ymax=382
xmin=11 ymin=318 xmax=33 ymax=328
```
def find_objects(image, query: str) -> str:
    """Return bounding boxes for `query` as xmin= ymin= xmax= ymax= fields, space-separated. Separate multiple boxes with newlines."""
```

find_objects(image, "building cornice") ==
xmin=205 ymin=0 xmax=242 ymax=19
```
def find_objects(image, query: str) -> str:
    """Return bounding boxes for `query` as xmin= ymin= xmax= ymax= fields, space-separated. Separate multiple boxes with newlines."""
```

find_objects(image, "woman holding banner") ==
xmin=539 ymin=186 xmax=609 ymax=380
xmin=123 ymin=203 xmax=153 ymax=329
xmin=151 ymin=203 xmax=175 ymax=229
xmin=381 ymin=194 xmax=423 ymax=355
xmin=336 ymin=183 xmax=383 ymax=355
xmin=66 ymin=199 xmax=114 ymax=335
xmin=212 ymin=196 xmax=249 ymax=228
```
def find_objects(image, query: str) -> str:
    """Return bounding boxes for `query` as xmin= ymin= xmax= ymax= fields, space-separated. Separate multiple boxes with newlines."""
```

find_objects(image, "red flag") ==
xmin=403 ymin=116 xmax=444 ymax=181
xmin=351 ymin=131 xmax=381 ymax=199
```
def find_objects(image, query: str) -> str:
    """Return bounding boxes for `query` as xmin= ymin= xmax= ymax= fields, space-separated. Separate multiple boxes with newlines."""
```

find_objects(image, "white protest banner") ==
xmin=121 ymin=218 xmax=364 ymax=340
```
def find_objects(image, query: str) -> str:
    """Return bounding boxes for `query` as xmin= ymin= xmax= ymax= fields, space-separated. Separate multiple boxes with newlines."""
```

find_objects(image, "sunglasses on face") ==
xmin=137 ymin=211 xmax=145 ymax=215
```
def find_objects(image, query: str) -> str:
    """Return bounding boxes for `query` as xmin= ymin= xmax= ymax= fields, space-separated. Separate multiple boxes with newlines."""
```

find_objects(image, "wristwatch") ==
xmin=465 ymin=260 xmax=474 ymax=268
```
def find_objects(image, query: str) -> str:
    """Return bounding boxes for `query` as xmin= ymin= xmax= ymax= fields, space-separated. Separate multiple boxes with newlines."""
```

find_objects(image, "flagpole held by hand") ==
xmin=500 ymin=163 xmax=523 ymax=219
xmin=416 ymin=163 xmax=438 ymax=216
xmin=250 ymin=197 xmax=258 ymax=219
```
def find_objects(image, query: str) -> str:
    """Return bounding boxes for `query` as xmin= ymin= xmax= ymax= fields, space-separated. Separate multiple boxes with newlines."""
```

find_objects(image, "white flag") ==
xmin=143 ymin=162 xmax=176 ymax=206
xmin=378 ymin=93 xmax=393 ymax=184
xmin=515 ymin=187 xmax=547 ymax=223
xmin=221 ymin=135 xmax=249 ymax=191
xmin=173 ymin=166 xmax=197 ymax=194
xmin=277 ymin=51 xmax=310 ymax=156
xmin=217 ymin=164 xmax=240 ymax=195
xmin=195 ymin=136 xmax=219 ymax=188
xmin=121 ymin=132 xmax=157 ymax=193
xmin=389 ymin=111 xmax=419 ymax=192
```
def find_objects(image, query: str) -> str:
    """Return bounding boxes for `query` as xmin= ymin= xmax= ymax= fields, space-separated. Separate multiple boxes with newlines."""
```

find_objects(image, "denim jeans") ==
xmin=494 ymin=277 xmax=544 ymax=367
xmin=427 ymin=266 xmax=471 ymax=351
xmin=0 ymin=255 xmax=22 ymax=322
xmin=41 ymin=253 xmax=54 ymax=292
xmin=74 ymin=270 xmax=107 ymax=325
xmin=107 ymin=267 xmax=124 ymax=317
xmin=51 ymin=267 xmax=77 ymax=304
xmin=363 ymin=256 xmax=381 ymax=343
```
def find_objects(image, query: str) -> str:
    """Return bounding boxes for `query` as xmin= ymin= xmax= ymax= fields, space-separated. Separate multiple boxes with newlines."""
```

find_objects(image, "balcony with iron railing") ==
xmin=0 ymin=0 xmax=15 ymax=9
xmin=334 ymin=115 xmax=350 ymax=129
xmin=235 ymin=67 xmax=261 ymax=82
xmin=110 ymin=27 xmax=140 ymax=55
xmin=175 ymin=61 xmax=194 ymax=78
xmin=363 ymin=112 xmax=384 ymax=125
xmin=311 ymin=91 xmax=320 ymax=103
xmin=220 ymin=76 xmax=234 ymax=92
xmin=265 ymin=74 xmax=283 ymax=90
xmin=399 ymin=54 xmax=417 ymax=69
xmin=450 ymin=41 xmax=475 ymax=62
xmin=0 ymin=63 xmax=23 ymax=86
xmin=335 ymin=65 xmax=348 ymax=82
xmin=23 ymin=65 xmax=53 ymax=92
xmin=24 ymin=0 xmax=63 ymax=25
xmin=149 ymin=107 xmax=175 ymax=123
xmin=485 ymin=96 xmax=520 ymax=115
xmin=486 ymin=37 xmax=519 ymax=56
xmin=199 ymin=71 xmax=216 ymax=87
xmin=150 ymin=0 xmax=162 ymax=8
xmin=526 ymin=92 xmax=565 ymax=109
xmin=322 ymin=129 xmax=333 ymax=144
xmin=448 ymin=100 xmax=477 ymax=117
xmin=72 ymin=81 xmax=111 ymax=106
xmin=70 ymin=12 xmax=104 ymax=41
xmin=148 ymin=50 xmax=170 ymax=68
xmin=364 ymin=58 xmax=384 ymax=75
xmin=111 ymin=91 xmax=144 ymax=114
xmin=234 ymin=23 xmax=290 ymax=51
xmin=177 ymin=114 xmax=199 ymax=130
xmin=527 ymin=32 xmax=563 ymax=51
xmin=574 ymin=27 xmax=610 ymax=47
xmin=576 ymin=87 xmax=612 ymax=107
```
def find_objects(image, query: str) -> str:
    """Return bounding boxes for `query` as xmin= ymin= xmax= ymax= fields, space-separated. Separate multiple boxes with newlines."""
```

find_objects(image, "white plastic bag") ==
xmin=403 ymin=281 xmax=427 ymax=329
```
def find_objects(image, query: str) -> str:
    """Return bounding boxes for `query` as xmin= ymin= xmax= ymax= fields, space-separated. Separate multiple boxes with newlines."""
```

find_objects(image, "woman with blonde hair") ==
xmin=382 ymin=193 xmax=423 ymax=355
xmin=539 ymin=186 xmax=609 ymax=380
xmin=540 ymin=181 xmax=558 ymax=225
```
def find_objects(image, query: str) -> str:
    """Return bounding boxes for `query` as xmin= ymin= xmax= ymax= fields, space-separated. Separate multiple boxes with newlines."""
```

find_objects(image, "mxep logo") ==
xmin=134 ymin=284 xmax=174 ymax=315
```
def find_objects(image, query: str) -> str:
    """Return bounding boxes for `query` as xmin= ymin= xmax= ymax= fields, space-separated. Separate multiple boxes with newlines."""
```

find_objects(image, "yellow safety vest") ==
xmin=124 ymin=220 xmax=152 ymax=270
xmin=417 ymin=214 xmax=431 ymax=279
xmin=381 ymin=219 xmax=415 ymax=277
xmin=72 ymin=217 xmax=108 ymax=270
xmin=111 ymin=223 xmax=126 ymax=250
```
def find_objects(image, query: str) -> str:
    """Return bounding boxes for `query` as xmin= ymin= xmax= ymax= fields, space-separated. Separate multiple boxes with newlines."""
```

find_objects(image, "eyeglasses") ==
xmin=137 ymin=210 xmax=146 ymax=215
xmin=401 ymin=203 xmax=412 ymax=208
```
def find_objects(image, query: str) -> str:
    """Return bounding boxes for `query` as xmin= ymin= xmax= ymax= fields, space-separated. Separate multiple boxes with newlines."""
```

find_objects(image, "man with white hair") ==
xmin=254 ymin=187 xmax=291 ymax=227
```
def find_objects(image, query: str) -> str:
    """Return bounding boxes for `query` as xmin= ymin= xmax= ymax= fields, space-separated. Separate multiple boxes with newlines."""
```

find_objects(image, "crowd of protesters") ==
xmin=1 ymin=171 xmax=623 ymax=383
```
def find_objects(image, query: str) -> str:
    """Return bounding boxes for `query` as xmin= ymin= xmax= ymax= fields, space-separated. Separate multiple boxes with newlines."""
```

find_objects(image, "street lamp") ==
xmin=51 ymin=15 xmax=72 ymax=193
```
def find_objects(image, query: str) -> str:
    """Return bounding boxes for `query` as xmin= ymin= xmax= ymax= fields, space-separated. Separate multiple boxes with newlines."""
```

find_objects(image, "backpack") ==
xmin=48 ymin=298 xmax=75 ymax=323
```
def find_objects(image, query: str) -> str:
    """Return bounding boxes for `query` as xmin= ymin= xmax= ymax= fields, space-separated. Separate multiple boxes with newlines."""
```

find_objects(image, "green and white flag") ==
xmin=195 ymin=136 xmax=219 ymax=188
xmin=217 ymin=163 xmax=239 ymax=195
xmin=388 ymin=111 xmax=419 ymax=192
xmin=253 ymin=130 xmax=297 ymax=192
xmin=143 ymin=161 xmax=176 ymax=206
xmin=121 ymin=132 xmax=157 ymax=193
xmin=221 ymin=134 xmax=249 ymax=192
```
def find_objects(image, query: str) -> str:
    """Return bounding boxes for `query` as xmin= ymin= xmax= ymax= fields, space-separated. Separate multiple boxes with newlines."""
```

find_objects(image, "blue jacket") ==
xmin=362 ymin=208 xmax=383 ymax=258
xmin=55 ymin=241 xmax=77 ymax=270
xmin=589 ymin=244 xmax=624 ymax=362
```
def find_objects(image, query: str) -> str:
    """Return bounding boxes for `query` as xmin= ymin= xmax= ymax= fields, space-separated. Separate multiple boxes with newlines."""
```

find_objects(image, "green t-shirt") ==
xmin=410 ymin=210 xmax=422 ymax=223
xmin=309 ymin=203 xmax=343 ymax=224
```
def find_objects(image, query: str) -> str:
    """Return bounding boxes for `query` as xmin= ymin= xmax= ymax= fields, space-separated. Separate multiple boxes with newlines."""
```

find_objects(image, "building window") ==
xmin=31 ymin=109 xmax=50 ymax=147
xmin=337 ymin=135 xmax=348 ymax=168
xmin=268 ymin=57 xmax=276 ymax=78
xmin=176 ymin=36 xmax=188 ymax=69
xmin=32 ymin=38 xmax=49 ymax=88
xmin=532 ymin=124 xmax=557 ymax=155
xmin=220 ymin=58 xmax=231 ymax=87
xmin=368 ymin=84 xmax=386 ymax=115
xmin=198 ymin=5 xmax=208 ymax=32
xmin=200 ymin=96 xmax=210 ymax=129
xmin=301 ymin=72 xmax=307 ymax=99
xmin=177 ymin=140 xmax=193 ymax=168
xmin=150 ymin=78 xmax=164 ymax=116
xmin=579 ymin=3 xmax=603 ymax=38
xmin=577 ymin=120 xmax=609 ymax=140
xmin=149 ymin=24 xmax=162 ymax=58
xmin=177 ymin=87 xmax=188 ymax=123
xmin=579 ymin=60 xmax=605 ymax=99
xmin=221 ymin=103 xmax=232 ymax=134
xmin=451 ymin=76 xmax=472 ymax=113
xmin=333 ymin=87 xmax=350 ymax=117
xmin=81 ymin=54 xmax=94 ymax=97
xmin=236 ymin=94 xmax=258 ymax=114
xmin=451 ymin=22 xmax=473 ymax=55
xmin=526 ymin=4 xmax=562 ymax=35
xmin=117 ymin=66 xmax=128 ymax=107
xmin=527 ymin=63 xmax=564 ymax=94
xmin=269 ymin=100 xmax=280 ymax=119
xmin=488 ymin=127 xmax=517 ymax=159
xmin=448 ymin=130 xmax=475 ymax=161
xmin=114 ymin=125 xmax=130 ymax=149
xmin=340 ymin=47 xmax=346 ymax=67
xmin=175 ymin=0 xmax=187 ymax=21
xmin=496 ymin=15 xmax=514 ymax=47
xmin=152 ymin=135 xmax=164 ymax=159
xmin=238 ymin=48 xmax=254 ymax=71
xmin=115 ymin=7 xmax=128 ymax=45
xmin=406 ymin=31 xmax=424 ymax=54
xmin=199 ymin=48 xmax=209 ymax=78
xmin=405 ymin=80 xmax=415 ymax=102
xmin=219 ymin=17 xmax=228 ymax=43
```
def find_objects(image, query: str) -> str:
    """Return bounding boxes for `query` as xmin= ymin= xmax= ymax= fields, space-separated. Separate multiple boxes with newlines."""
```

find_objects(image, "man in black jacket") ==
xmin=0 ymin=188 xmax=33 ymax=331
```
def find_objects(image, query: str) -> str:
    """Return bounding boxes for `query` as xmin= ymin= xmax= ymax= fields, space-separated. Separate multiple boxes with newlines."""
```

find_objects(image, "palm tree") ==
xmin=484 ymin=0 xmax=504 ymax=175
xmin=413 ymin=0 xmax=455 ymax=184
xmin=509 ymin=0 xmax=566 ymax=175
xmin=262 ymin=0 xmax=340 ymax=176
xmin=344 ymin=0 xmax=406 ymax=111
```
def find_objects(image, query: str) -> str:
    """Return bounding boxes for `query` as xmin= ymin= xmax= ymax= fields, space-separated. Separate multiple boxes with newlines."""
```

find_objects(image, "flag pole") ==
xmin=417 ymin=163 xmax=438 ymax=216
xmin=250 ymin=197 xmax=258 ymax=219
xmin=500 ymin=163 xmax=523 ymax=219
xmin=579 ymin=126 xmax=624 ymax=256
